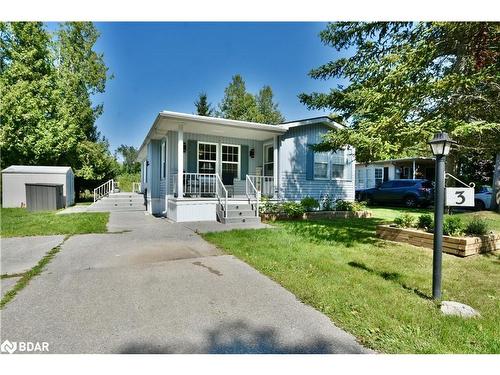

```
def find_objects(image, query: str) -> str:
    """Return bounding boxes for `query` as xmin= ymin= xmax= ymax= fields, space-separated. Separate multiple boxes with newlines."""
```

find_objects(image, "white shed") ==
xmin=1 ymin=165 xmax=75 ymax=208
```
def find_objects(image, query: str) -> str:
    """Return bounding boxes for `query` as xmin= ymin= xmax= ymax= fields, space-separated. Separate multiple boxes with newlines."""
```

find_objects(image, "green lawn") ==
xmin=202 ymin=209 xmax=500 ymax=353
xmin=0 ymin=208 xmax=109 ymax=237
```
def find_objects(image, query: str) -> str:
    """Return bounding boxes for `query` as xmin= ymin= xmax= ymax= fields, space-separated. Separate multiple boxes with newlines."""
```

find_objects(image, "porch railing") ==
xmin=246 ymin=175 xmax=260 ymax=217
xmin=132 ymin=182 xmax=142 ymax=193
xmin=247 ymin=175 xmax=275 ymax=198
xmin=171 ymin=173 xmax=218 ymax=197
xmin=215 ymin=174 xmax=228 ymax=219
xmin=93 ymin=179 xmax=115 ymax=202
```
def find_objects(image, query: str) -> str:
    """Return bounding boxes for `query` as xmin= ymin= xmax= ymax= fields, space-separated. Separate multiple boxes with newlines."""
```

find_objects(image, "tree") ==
xmin=194 ymin=92 xmax=214 ymax=116
xmin=116 ymin=144 xmax=140 ymax=174
xmin=255 ymin=85 xmax=285 ymax=124
xmin=299 ymin=22 xmax=500 ymax=209
xmin=217 ymin=74 xmax=285 ymax=124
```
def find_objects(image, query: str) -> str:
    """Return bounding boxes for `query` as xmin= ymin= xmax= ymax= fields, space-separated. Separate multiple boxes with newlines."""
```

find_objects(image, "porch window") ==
xmin=222 ymin=144 xmax=240 ymax=181
xmin=198 ymin=142 xmax=217 ymax=174
xmin=331 ymin=152 xmax=344 ymax=179
xmin=314 ymin=152 xmax=329 ymax=179
xmin=374 ymin=168 xmax=383 ymax=187
xmin=264 ymin=144 xmax=274 ymax=176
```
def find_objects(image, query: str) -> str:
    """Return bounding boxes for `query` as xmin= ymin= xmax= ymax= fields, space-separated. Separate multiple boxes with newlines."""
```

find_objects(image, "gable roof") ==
xmin=279 ymin=116 xmax=345 ymax=130
xmin=1 ymin=165 xmax=73 ymax=174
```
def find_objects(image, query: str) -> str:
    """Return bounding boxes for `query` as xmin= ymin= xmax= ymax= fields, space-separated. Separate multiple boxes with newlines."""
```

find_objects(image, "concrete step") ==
xmin=225 ymin=209 xmax=257 ymax=218
xmin=219 ymin=216 xmax=261 ymax=224
xmin=225 ymin=203 xmax=254 ymax=211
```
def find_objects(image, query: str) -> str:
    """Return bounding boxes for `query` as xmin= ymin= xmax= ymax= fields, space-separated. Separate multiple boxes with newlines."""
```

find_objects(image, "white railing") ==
xmin=215 ymin=174 xmax=228 ymax=219
xmin=132 ymin=182 xmax=142 ymax=193
xmin=171 ymin=173 xmax=218 ymax=197
xmin=93 ymin=179 xmax=115 ymax=202
xmin=246 ymin=175 xmax=260 ymax=217
xmin=247 ymin=175 xmax=275 ymax=198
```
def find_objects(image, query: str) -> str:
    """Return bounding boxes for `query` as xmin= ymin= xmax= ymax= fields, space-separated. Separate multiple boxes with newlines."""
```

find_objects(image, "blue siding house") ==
xmin=137 ymin=111 xmax=355 ymax=222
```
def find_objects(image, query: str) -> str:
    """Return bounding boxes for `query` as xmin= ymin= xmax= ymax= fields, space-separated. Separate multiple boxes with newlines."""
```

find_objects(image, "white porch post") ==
xmin=273 ymin=135 xmax=279 ymax=196
xmin=177 ymin=124 xmax=184 ymax=199
xmin=412 ymin=159 xmax=416 ymax=179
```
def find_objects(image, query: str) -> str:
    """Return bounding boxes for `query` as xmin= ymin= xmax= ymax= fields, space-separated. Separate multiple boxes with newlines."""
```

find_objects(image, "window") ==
xmin=160 ymin=141 xmax=166 ymax=179
xmin=331 ymin=152 xmax=344 ymax=179
xmin=374 ymin=168 xmax=383 ymax=187
xmin=264 ymin=144 xmax=274 ymax=176
xmin=314 ymin=152 xmax=329 ymax=179
xmin=222 ymin=144 xmax=240 ymax=181
xmin=198 ymin=142 xmax=217 ymax=174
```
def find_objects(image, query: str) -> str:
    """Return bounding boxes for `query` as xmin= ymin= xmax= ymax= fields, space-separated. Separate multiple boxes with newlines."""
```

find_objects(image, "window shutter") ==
xmin=240 ymin=145 xmax=249 ymax=180
xmin=306 ymin=148 xmax=314 ymax=180
xmin=187 ymin=140 xmax=197 ymax=173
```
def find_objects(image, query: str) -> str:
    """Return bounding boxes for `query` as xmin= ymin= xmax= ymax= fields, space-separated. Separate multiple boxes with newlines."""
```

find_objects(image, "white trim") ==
xmin=197 ymin=141 xmax=218 ymax=175
xmin=221 ymin=143 xmax=241 ymax=180
xmin=160 ymin=139 xmax=166 ymax=180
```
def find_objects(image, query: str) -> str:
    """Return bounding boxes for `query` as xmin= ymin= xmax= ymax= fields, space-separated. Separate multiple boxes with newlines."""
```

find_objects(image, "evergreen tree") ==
xmin=255 ymin=85 xmax=285 ymax=124
xmin=217 ymin=74 xmax=259 ymax=122
xmin=194 ymin=92 xmax=214 ymax=116
xmin=116 ymin=144 xmax=140 ymax=174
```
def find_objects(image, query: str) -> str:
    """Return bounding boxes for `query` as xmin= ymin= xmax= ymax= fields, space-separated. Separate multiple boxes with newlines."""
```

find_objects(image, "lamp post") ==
xmin=428 ymin=132 xmax=457 ymax=300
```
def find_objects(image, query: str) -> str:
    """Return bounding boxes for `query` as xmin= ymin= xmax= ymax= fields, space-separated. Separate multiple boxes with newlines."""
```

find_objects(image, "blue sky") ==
xmin=54 ymin=22 xmax=344 ymax=152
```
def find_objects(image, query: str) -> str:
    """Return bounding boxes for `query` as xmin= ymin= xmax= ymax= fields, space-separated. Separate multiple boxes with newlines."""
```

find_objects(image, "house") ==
xmin=355 ymin=157 xmax=435 ymax=190
xmin=136 ymin=111 xmax=355 ymax=222
xmin=1 ymin=165 xmax=75 ymax=208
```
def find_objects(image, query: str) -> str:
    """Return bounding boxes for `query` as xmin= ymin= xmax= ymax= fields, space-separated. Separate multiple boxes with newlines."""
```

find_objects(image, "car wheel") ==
xmin=404 ymin=196 xmax=417 ymax=208
xmin=475 ymin=199 xmax=486 ymax=211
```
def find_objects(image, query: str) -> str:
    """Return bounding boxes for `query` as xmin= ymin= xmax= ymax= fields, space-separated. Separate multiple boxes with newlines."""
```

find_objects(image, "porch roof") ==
xmin=137 ymin=111 xmax=286 ymax=160
xmin=355 ymin=157 xmax=435 ymax=166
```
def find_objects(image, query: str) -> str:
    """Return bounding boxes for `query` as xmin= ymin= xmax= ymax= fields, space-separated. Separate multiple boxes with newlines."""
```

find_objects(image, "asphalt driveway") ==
xmin=1 ymin=212 xmax=370 ymax=354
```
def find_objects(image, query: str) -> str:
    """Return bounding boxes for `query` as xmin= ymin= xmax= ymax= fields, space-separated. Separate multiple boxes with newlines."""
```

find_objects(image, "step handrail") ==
xmin=246 ymin=175 xmax=260 ymax=217
xmin=215 ymin=173 xmax=228 ymax=219
xmin=93 ymin=179 xmax=115 ymax=202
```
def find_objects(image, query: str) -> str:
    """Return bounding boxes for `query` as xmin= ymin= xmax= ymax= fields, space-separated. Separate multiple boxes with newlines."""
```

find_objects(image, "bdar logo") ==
xmin=1 ymin=340 xmax=17 ymax=354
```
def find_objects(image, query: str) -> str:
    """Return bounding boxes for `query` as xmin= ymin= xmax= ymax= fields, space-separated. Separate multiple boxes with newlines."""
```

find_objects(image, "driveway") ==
xmin=1 ymin=212 xmax=370 ymax=354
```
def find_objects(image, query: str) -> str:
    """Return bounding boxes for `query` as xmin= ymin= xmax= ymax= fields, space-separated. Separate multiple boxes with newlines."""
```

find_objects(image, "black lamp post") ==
xmin=428 ymin=132 xmax=457 ymax=300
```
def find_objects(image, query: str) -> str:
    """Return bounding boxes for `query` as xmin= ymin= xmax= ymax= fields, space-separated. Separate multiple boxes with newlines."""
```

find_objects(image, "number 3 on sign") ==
xmin=445 ymin=187 xmax=474 ymax=207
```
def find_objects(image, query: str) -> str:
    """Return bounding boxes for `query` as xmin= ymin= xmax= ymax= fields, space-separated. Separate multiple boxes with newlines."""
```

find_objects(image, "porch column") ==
xmin=412 ymin=159 xmax=416 ymax=179
xmin=177 ymin=124 xmax=184 ymax=199
xmin=273 ymin=135 xmax=279 ymax=195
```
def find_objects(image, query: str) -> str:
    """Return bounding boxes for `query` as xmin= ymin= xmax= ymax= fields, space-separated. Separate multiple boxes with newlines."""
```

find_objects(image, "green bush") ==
xmin=116 ymin=172 xmax=140 ymax=192
xmin=335 ymin=199 xmax=367 ymax=212
xmin=321 ymin=194 xmax=334 ymax=211
xmin=281 ymin=202 xmax=305 ymax=218
xmin=300 ymin=196 xmax=320 ymax=212
xmin=464 ymin=218 xmax=490 ymax=236
xmin=417 ymin=214 xmax=433 ymax=231
xmin=260 ymin=197 xmax=281 ymax=215
xmin=442 ymin=216 xmax=463 ymax=236
xmin=394 ymin=213 xmax=416 ymax=228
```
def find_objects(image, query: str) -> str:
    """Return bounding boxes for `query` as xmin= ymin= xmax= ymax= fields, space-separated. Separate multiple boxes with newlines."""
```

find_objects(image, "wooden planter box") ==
xmin=376 ymin=225 xmax=500 ymax=257
xmin=261 ymin=210 xmax=372 ymax=222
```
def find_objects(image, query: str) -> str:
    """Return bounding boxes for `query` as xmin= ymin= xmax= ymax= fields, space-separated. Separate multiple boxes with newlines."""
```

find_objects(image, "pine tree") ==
xmin=194 ymin=92 xmax=214 ymax=116
xmin=255 ymin=85 xmax=285 ymax=124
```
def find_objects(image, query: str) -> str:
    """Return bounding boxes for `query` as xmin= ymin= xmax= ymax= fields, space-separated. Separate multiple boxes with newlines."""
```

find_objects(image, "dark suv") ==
xmin=357 ymin=179 xmax=434 ymax=207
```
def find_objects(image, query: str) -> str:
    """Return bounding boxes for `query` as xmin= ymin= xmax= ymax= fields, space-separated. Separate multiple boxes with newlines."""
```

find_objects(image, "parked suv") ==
xmin=357 ymin=179 xmax=434 ymax=207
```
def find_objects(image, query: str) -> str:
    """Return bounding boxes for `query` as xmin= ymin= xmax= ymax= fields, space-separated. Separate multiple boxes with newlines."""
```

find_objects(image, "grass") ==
xmin=0 ymin=238 xmax=67 ymax=309
xmin=202 ymin=208 xmax=500 ymax=353
xmin=0 ymin=208 xmax=109 ymax=237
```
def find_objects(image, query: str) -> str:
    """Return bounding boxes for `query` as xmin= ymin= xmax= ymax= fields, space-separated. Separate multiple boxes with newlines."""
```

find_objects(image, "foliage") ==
xmin=299 ymin=22 xmax=500 ymax=162
xmin=442 ymin=215 xmax=463 ymax=236
xmin=116 ymin=172 xmax=140 ymax=192
xmin=300 ymin=196 xmax=320 ymax=212
xmin=321 ymin=194 xmax=334 ymax=211
xmin=281 ymin=201 xmax=305 ymax=218
xmin=335 ymin=199 xmax=367 ymax=212
xmin=217 ymin=74 xmax=284 ymax=124
xmin=116 ymin=144 xmax=140 ymax=174
xmin=394 ymin=213 xmax=416 ymax=228
xmin=0 ymin=208 xmax=109 ymax=237
xmin=194 ymin=92 xmax=214 ymax=116
xmin=464 ymin=217 xmax=490 ymax=236
xmin=417 ymin=213 xmax=434 ymax=231
xmin=203 ymin=211 xmax=500 ymax=353
xmin=0 ymin=22 xmax=114 ymax=193
xmin=457 ymin=150 xmax=496 ymax=188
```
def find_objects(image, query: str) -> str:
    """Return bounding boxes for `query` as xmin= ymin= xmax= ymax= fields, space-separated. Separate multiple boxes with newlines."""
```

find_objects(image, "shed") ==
xmin=25 ymin=183 xmax=65 ymax=211
xmin=1 ymin=165 xmax=75 ymax=208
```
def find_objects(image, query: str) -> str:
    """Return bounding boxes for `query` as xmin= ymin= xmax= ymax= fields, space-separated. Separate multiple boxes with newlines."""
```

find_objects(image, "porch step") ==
xmin=216 ymin=202 xmax=260 ymax=224
xmin=225 ymin=209 xmax=257 ymax=218
xmin=88 ymin=193 xmax=146 ymax=212
xmin=219 ymin=216 xmax=261 ymax=224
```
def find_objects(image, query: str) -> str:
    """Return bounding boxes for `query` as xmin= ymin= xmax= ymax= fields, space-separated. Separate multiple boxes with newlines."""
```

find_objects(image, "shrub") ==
xmin=321 ymin=194 xmax=334 ymax=211
xmin=300 ymin=196 xmax=320 ymax=212
xmin=281 ymin=202 xmax=305 ymax=218
xmin=116 ymin=172 xmax=140 ymax=192
xmin=260 ymin=197 xmax=281 ymax=215
xmin=394 ymin=213 xmax=416 ymax=228
xmin=417 ymin=214 xmax=434 ymax=231
xmin=334 ymin=199 xmax=367 ymax=212
xmin=464 ymin=218 xmax=490 ymax=236
xmin=442 ymin=216 xmax=463 ymax=236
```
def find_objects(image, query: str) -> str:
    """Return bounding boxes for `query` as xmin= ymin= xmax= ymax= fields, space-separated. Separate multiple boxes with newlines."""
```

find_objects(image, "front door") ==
xmin=383 ymin=167 xmax=389 ymax=182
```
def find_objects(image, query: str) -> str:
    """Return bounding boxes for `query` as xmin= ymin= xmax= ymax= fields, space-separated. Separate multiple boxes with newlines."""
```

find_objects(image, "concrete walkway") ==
xmin=0 ymin=212 xmax=370 ymax=354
